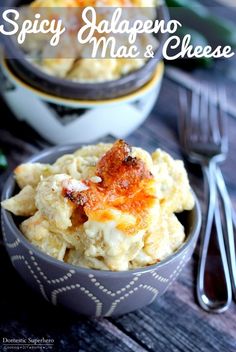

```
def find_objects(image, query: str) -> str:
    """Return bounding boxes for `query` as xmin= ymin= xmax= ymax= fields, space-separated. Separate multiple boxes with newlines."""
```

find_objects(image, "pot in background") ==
xmin=3 ymin=1 xmax=169 ymax=100
xmin=1 ymin=1 xmax=169 ymax=144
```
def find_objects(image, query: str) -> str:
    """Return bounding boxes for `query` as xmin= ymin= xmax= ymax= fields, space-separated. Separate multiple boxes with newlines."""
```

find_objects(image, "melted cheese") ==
xmin=2 ymin=141 xmax=194 ymax=271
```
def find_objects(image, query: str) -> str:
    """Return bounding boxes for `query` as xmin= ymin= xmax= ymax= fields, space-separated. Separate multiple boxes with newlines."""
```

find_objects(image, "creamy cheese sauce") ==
xmin=2 ymin=141 xmax=194 ymax=271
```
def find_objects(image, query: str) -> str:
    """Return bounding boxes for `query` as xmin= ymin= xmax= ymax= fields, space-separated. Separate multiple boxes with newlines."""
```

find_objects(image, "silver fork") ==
xmin=179 ymin=84 xmax=234 ymax=313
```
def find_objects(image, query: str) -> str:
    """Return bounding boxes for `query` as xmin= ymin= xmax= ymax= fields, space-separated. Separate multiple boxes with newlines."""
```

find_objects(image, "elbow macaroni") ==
xmin=2 ymin=142 xmax=194 ymax=271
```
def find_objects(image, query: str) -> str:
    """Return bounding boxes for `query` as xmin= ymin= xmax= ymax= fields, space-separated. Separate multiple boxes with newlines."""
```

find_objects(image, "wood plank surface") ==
xmin=1 ymin=1 xmax=236 ymax=349
xmin=0 ymin=70 xmax=236 ymax=351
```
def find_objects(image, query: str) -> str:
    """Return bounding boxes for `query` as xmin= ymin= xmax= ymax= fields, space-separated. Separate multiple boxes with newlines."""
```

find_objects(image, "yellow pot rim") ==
xmin=2 ymin=57 xmax=164 ymax=107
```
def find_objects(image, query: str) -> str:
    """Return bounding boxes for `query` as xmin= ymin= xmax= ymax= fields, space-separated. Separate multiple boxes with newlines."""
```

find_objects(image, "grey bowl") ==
xmin=1 ymin=144 xmax=201 ymax=317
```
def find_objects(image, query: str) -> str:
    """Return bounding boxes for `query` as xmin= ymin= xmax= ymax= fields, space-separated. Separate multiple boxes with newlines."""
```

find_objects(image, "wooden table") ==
xmin=0 ymin=60 xmax=236 ymax=351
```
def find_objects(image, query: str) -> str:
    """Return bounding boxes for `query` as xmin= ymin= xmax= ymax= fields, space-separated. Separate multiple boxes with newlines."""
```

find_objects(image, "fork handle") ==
xmin=215 ymin=166 xmax=236 ymax=301
xmin=197 ymin=163 xmax=232 ymax=313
